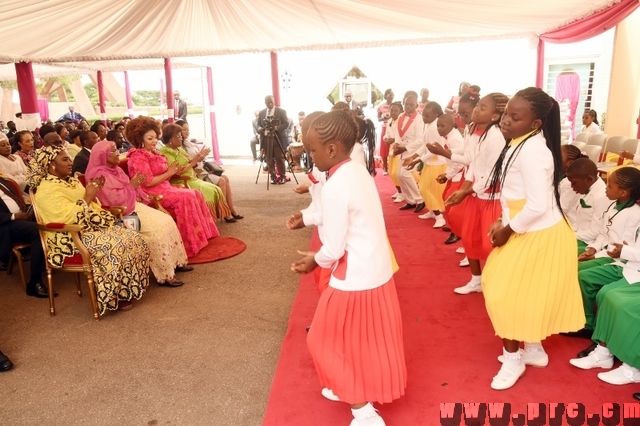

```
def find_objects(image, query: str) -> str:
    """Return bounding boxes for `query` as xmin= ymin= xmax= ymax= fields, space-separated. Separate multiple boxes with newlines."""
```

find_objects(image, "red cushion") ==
xmin=63 ymin=254 xmax=84 ymax=266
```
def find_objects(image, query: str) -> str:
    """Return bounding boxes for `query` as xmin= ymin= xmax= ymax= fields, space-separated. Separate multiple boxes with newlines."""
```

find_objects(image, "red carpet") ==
xmin=263 ymin=173 xmax=637 ymax=425
xmin=187 ymin=236 xmax=246 ymax=264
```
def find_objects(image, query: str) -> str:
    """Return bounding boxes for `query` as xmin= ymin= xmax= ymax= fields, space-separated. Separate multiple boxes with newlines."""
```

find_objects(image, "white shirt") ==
xmin=417 ymin=120 xmax=446 ymax=166
xmin=0 ymin=154 xmax=28 ymax=191
xmin=314 ymin=160 xmax=393 ymax=291
xmin=589 ymin=203 xmax=640 ymax=257
xmin=442 ymin=128 xmax=465 ymax=182
xmin=581 ymin=122 xmax=601 ymax=134
xmin=0 ymin=180 xmax=21 ymax=219
xmin=574 ymin=178 xmax=610 ymax=245
xmin=560 ymin=177 xmax=580 ymax=227
xmin=395 ymin=112 xmax=424 ymax=159
xmin=500 ymin=131 xmax=564 ymax=233
xmin=614 ymin=233 xmax=640 ymax=283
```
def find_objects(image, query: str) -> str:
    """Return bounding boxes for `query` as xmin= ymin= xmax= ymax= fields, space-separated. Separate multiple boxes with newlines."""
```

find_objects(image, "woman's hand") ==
xmin=196 ymin=147 xmax=212 ymax=161
xmin=444 ymin=189 xmax=468 ymax=207
xmin=488 ymin=220 xmax=512 ymax=247
xmin=436 ymin=173 xmax=448 ymax=184
xmin=286 ymin=211 xmax=305 ymax=230
xmin=578 ymin=247 xmax=596 ymax=262
xmin=168 ymin=163 xmax=184 ymax=176
xmin=130 ymin=173 xmax=147 ymax=189
xmin=620 ymin=150 xmax=635 ymax=160
xmin=291 ymin=250 xmax=317 ymax=274
xmin=293 ymin=183 xmax=310 ymax=194
xmin=84 ymin=177 xmax=104 ymax=203
xmin=606 ymin=242 xmax=626 ymax=259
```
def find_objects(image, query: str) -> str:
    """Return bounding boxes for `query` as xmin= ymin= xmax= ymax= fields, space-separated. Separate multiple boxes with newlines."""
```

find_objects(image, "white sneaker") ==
xmin=459 ymin=257 xmax=469 ymax=267
xmin=498 ymin=348 xmax=549 ymax=368
xmin=456 ymin=247 xmax=465 ymax=254
xmin=393 ymin=195 xmax=405 ymax=203
xmin=491 ymin=360 xmax=526 ymax=390
xmin=433 ymin=216 xmax=446 ymax=228
xmin=569 ymin=345 xmax=613 ymax=370
xmin=321 ymin=387 xmax=340 ymax=401
xmin=597 ymin=363 xmax=640 ymax=385
xmin=418 ymin=211 xmax=435 ymax=220
xmin=350 ymin=403 xmax=386 ymax=426
xmin=454 ymin=280 xmax=482 ymax=294
xmin=349 ymin=416 xmax=386 ymax=426
xmin=391 ymin=192 xmax=398 ymax=199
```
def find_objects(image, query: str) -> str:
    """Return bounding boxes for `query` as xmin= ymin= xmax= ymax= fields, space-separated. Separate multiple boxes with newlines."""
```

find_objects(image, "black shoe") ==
xmin=26 ymin=282 xmax=57 ymax=299
xmin=158 ymin=279 xmax=184 ymax=287
xmin=634 ymin=393 xmax=640 ymax=401
xmin=232 ymin=214 xmax=244 ymax=220
xmin=0 ymin=263 xmax=6 ymax=272
xmin=270 ymin=178 xmax=278 ymax=184
xmin=577 ymin=342 xmax=598 ymax=358
xmin=442 ymin=226 xmax=451 ymax=232
xmin=0 ymin=350 xmax=13 ymax=372
xmin=413 ymin=202 xmax=426 ymax=213
xmin=399 ymin=203 xmax=416 ymax=211
xmin=224 ymin=216 xmax=237 ymax=223
xmin=277 ymin=178 xmax=286 ymax=184
xmin=560 ymin=328 xmax=593 ymax=339
xmin=175 ymin=265 xmax=194 ymax=273
xmin=444 ymin=234 xmax=461 ymax=245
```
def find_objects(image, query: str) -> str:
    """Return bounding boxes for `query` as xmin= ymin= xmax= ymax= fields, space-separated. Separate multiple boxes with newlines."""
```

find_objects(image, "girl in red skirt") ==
xmin=292 ymin=110 xmax=406 ymax=426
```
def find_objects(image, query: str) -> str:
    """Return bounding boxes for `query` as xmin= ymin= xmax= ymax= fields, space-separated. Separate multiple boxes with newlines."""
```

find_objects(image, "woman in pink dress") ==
xmin=125 ymin=116 xmax=218 ymax=258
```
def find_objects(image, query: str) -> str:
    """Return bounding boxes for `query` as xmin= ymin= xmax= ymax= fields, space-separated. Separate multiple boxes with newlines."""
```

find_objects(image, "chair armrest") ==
xmin=170 ymin=175 xmax=190 ymax=188
xmin=102 ymin=206 xmax=126 ymax=218
xmin=38 ymin=223 xmax=91 ymax=264
xmin=147 ymin=194 xmax=172 ymax=216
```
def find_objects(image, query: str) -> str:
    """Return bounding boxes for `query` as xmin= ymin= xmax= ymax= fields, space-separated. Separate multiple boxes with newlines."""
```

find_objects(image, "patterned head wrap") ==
xmin=27 ymin=145 xmax=64 ymax=188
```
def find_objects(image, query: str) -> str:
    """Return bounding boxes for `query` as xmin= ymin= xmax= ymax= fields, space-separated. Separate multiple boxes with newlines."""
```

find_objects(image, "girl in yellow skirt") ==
xmin=483 ymin=87 xmax=585 ymax=390
xmin=384 ymin=102 xmax=405 ymax=204
xmin=292 ymin=110 xmax=406 ymax=426
xmin=404 ymin=102 xmax=448 ymax=228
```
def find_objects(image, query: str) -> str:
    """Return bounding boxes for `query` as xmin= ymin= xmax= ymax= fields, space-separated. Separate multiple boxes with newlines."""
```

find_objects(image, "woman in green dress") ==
xmin=159 ymin=124 xmax=237 ymax=222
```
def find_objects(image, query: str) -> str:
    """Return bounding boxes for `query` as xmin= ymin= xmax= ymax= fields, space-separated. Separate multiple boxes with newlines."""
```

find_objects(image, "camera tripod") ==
xmin=255 ymin=131 xmax=299 ymax=190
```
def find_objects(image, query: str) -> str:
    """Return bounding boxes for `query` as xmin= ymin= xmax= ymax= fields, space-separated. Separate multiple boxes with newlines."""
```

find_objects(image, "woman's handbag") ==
xmin=120 ymin=212 xmax=141 ymax=232
xmin=203 ymin=161 xmax=225 ymax=177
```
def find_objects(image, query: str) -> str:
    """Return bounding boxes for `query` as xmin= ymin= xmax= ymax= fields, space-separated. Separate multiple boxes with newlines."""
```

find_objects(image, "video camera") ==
xmin=263 ymin=115 xmax=281 ymax=131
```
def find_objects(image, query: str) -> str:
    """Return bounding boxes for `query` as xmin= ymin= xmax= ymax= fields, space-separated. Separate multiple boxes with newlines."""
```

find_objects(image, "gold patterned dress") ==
xmin=34 ymin=175 xmax=150 ymax=315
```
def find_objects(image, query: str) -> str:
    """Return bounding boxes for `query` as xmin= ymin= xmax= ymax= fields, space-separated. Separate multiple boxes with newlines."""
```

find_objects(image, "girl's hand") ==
xmin=620 ymin=150 xmax=634 ymax=160
xmin=436 ymin=174 xmax=448 ymax=184
xmin=286 ymin=211 xmax=305 ymax=230
xmin=444 ymin=190 xmax=467 ymax=207
xmin=130 ymin=173 xmax=146 ymax=189
xmin=426 ymin=142 xmax=448 ymax=157
xmin=291 ymin=250 xmax=317 ymax=274
xmin=489 ymin=221 xmax=511 ymax=247
xmin=606 ymin=242 xmax=627 ymax=258
xmin=393 ymin=145 xmax=407 ymax=156
xmin=293 ymin=183 xmax=311 ymax=194
xmin=578 ymin=247 xmax=596 ymax=261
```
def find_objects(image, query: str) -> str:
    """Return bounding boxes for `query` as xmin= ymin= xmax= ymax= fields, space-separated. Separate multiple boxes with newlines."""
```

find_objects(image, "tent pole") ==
xmin=124 ymin=71 xmax=134 ymax=119
xmin=14 ymin=62 xmax=41 ymax=131
xmin=270 ymin=52 xmax=280 ymax=107
xmin=97 ymin=70 xmax=107 ymax=126
xmin=164 ymin=58 xmax=174 ymax=124
xmin=535 ymin=39 xmax=545 ymax=89
xmin=206 ymin=67 xmax=221 ymax=163
xmin=160 ymin=79 xmax=165 ymax=120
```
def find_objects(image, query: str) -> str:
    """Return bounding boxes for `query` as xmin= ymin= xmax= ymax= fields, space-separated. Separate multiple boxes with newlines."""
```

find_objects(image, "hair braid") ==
xmin=311 ymin=110 xmax=358 ymax=152
xmin=476 ymin=93 xmax=508 ymax=143
xmin=614 ymin=167 xmax=640 ymax=203
xmin=562 ymin=144 xmax=587 ymax=161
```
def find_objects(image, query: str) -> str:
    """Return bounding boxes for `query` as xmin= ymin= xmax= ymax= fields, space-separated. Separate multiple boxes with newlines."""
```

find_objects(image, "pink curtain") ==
xmin=206 ymin=67 xmax=221 ymax=163
xmin=97 ymin=70 xmax=107 ymax=126
xmin=555 ymin=73 xmax=581 ymax=141
xmin=124 ymin=71 xmax=134 ymax=119
xmin=270 ymin=52 xmax=280 ymax=107
xmin=37 ymin=98 xmax=49 ymax=122
xmin=535 ymin=0 xmax=640 ymax=87
xmin=14 ymin=62 xmax=39 ymax=114
xmin=164 ymin=58 xmax=174 ymax=124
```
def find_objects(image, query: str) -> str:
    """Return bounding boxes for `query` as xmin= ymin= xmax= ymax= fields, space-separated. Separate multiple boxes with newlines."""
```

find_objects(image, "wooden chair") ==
xmin=29 ymin=188 xmax=125 ymax=321
xmin=574 ymin=132 xmax=591 ymax=144
xmin=4 ymin=178 xmax=29 ymax=289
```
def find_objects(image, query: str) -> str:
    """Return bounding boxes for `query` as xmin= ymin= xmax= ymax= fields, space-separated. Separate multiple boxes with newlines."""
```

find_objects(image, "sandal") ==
xmin=224 ymin=216 xmax=237 ymax=223
xmin=158 ymin=279 xmax=184 ymax=287
xmin=118 ymin=301 xmax=133 ymax=311
xmin=232 ymin=213 xmax=244 ymax=220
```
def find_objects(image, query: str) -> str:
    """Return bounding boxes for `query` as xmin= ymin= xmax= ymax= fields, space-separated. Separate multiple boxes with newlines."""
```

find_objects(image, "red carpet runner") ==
xmin=263 ymin=173 xmax=636 ymax=426
xmin=187 ymin=236 xmax=246 ymax=264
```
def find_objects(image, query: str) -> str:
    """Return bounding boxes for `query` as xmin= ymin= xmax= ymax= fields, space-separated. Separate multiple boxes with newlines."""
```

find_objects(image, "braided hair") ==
xmin=423 ymin=101 xmax=444 ymax=117
xmin=585 ymin=109 xmax=599 ymax=126
xmin=487 ymin=87 xmax=563 ymax=216
xmin=604 ymin=167 xmax=640 ymax=232
xmin=562 ymin=144 xmax=587 ymax=162
xmin=311 ymin=110 xmax=359 ymax=153
xmin=470 ymin=93 xmax=508 ymax=144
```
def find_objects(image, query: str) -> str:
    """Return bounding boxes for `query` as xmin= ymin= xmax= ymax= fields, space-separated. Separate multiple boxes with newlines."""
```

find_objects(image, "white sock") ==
xmin=470 ymin=274 xmax=481 ymax=285
xmin=595 ymin=344 xmax=612 ymax=357
xmin=352 ymin=403 xmax=376 ymax=422
xmin=502 ymin=347 xmax=522 ymax=366
xmin=524 ymin=342 xmax=544 ymax=352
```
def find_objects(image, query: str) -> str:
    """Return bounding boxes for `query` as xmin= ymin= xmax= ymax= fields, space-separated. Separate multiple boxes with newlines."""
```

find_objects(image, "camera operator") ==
xmin=258 ymin=95 xmax=289 ymax=184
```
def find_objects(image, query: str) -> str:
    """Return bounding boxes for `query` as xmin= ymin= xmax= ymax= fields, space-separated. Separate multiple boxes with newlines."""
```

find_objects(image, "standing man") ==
xmin=173 ymin=91 xmax=188 ymax=122
xmin=57 ymin=106 xmax=86 ymax=122
xmin=249 ymin=111 xmax=260 ymax=162
xmin=344 ymin=90 xmax=365 ymax=119
xmin=257 ymin=95 xmax=288 ymax=184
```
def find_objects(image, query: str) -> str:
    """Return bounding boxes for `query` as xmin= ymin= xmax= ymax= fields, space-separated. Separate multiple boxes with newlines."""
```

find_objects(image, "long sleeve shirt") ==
xmin=589 ymin=202 xmax=640 ymax=257
xmin=574 ymin=178 xmax=610 ymax=245
xmin=455 ymin=125 xmax=505 ymax=200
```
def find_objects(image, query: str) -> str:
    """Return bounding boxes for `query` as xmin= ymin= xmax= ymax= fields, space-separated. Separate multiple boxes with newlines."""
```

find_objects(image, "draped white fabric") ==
xmin=0 ymin=0 xmax=627 ymax=63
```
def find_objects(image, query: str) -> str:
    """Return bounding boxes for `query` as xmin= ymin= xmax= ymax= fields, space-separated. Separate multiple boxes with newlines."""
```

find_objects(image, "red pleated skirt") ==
xmin=307 ymin=277 xmax=407 ymax=404
xmin=379 ymin=126 xmax=390 ymax=157
xmin=443 ymin=178 xmax=466 ymax=236
xmin=313 ymin=266 xmax=332 ymax=295
xmin=459 ymin=196 xmax=501 ymax=260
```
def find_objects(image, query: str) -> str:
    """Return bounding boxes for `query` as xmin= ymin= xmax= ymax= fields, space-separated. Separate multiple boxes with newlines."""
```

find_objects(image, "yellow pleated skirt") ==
xmin=418 ymin=163 xmax=447 ymax=211
xmin=482 ymin=217 xmax=585 ymax=342
xmin=387 ymin=155 xmax=401 ymax=187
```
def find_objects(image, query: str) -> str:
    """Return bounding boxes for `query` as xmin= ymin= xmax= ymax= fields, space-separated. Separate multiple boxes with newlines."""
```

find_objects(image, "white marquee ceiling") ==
xmin=0 ymin=0 xmax=627 ymax=63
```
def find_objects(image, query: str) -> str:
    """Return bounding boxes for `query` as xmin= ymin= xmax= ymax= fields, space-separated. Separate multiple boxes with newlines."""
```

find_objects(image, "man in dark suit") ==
xmin=257 ymin=95 xmax=289 ymax=184
xmin=72 ymin=131 xmax=99 ymax=176
xmin=0 ymin=175 xmax=50 ymax=298
xmin=344 ymin=91 xmax=365 ymax=119
xmin=173 ymin=91 xmax=188 ymax=122
xmin=57 ymin=106 xmax=86 ymax=123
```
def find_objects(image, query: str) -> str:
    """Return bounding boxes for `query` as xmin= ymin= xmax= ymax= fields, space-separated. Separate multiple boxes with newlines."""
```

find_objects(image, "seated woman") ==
xmin=11 ymin=130 xmax=35 ymax=166
xmin=30 ymin=146 xmax=150 ymax=314
xmin=125 ymin=116 xmax=218 ymax=258
xmin=86 ymin=140 xmax=190 ymax=287
xmin=159 ymin=124 xmax=241 ymax=222
xmin=174 ymin=120 xmax=242 ymax=219
xmin=0 ymin=134 xmax=28 ymax=191
xmin=66 ymin=130 xmax=83 ymax=160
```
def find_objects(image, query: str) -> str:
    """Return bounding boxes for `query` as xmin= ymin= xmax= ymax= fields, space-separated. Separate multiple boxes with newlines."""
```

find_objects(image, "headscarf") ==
xmin=85 ymin=140 xmax=144 ymax=215
xmin=27 ymin=145 xmax=64 ymax=188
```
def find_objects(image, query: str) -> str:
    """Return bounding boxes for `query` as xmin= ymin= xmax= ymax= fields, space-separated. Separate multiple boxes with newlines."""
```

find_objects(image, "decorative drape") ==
xmin=270 ymin=52 xmax=280 ymax=107
xmin=555 ymin=73 xmax=581 ymax=141
xmin=14 ymin=62 xmax=40 ymax=131
xmin=536 ymin=0 xmax=640 ymax=87
xmin=124 ymin=71 xmax=134 ymax=118
xmin=164 ymin=58 xmax=174 ymax=124
xmin=97 ymin=70 xmax=107 ymax=125
xmin=206 ymin=67 xmax=221 ymax=163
